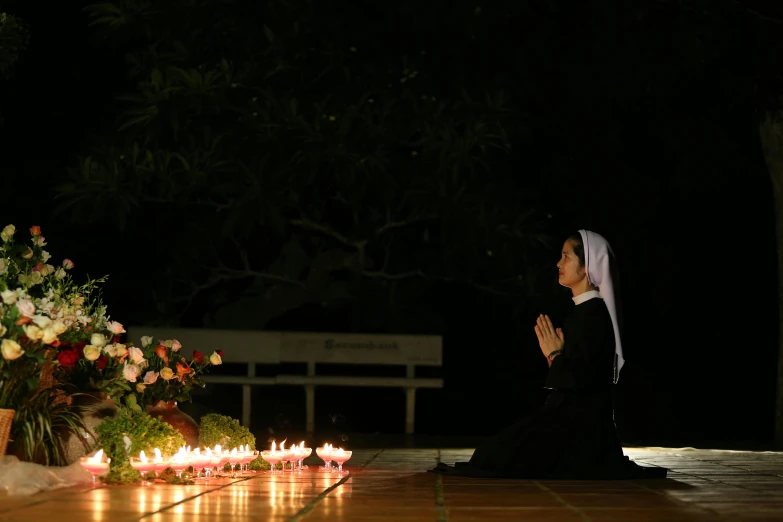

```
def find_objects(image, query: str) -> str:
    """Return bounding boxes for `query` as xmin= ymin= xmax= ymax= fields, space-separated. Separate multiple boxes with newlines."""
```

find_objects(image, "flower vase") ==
xmin=146 ymin=400 xmax=199 ymax=447
xmin=0 ymin=409 xmax=15 ymax=456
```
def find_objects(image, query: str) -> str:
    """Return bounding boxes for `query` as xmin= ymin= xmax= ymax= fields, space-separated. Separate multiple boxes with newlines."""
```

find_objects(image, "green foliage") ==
xmin=95 ymin=407 xmax=185 ymax=476
xmin=248 ymin=455 xmax=271 ymax=470
xmin=100 ymin=460 xmax=142 ymax=484
xmin=198 ymin=413 xmax=255 ymax=450
xmin=0 ymin=12 xmax=28 ymax=78
xmin=11 ymin=385 xmax=88 ymax=466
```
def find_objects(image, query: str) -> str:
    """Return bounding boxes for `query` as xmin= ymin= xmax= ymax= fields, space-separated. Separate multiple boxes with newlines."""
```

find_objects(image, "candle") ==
xmin=79 ymin=449 xmax=110 ymax=483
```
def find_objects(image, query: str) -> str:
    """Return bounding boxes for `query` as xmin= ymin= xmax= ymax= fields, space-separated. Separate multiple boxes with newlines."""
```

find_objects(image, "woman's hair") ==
xmin=567 ymin=233 xmax=586 ymax=268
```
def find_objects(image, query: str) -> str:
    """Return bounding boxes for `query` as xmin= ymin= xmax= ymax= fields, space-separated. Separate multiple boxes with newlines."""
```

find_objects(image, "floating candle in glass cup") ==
xmin=129 ymin=450 xmax=157 ymax=482
xmin=261 ymin=441 xmax=283 ymax=473
xmin=330 ymin=448 xmax=352 ymax=473
xmin=190 ymin=448 xmax=213 ymax=478
xmin=168 ymin=447 xmax=190 ymax=478
xmin=152 ymin=448 xmax=169 ymax=474
xmin=315 ymin=443 xmax=334 ymax=469
xmin=79 ymin=449 xmax=111 ymax=484
xmin=237 ymin=445 xmax=258 ymax=474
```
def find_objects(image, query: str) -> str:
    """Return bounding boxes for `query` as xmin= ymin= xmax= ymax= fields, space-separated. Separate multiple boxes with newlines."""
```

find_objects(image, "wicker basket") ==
xmin=0 ymin=408 xmax=15 ymax=456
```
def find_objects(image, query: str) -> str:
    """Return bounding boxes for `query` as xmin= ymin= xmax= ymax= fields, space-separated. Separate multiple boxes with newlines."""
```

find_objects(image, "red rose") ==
xmin=57 ymin=349 xmax=80 ymax=369
xmin=216 ymin=350 xmax=224 ymax=357
xmin=112 ymin=336 xmax=121 ymax=344
xmin=192 ymin=351 xmax=204 ymax=363
xmin=95 ymin=355 xmax=108 ymax=370
xmin=73 ymin=341 xmax=87 ymax=357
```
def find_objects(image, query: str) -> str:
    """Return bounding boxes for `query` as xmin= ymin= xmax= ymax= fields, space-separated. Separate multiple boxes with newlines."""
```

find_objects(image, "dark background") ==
xmin=1 ymin=0 xmax=781 ymax=449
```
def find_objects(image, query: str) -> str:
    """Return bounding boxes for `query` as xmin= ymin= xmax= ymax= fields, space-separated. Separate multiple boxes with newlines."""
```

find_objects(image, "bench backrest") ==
xmin=126 ymin=327 xmax=442 ymax=366
xmin=126 ymin=327 xmax=281 ymax=363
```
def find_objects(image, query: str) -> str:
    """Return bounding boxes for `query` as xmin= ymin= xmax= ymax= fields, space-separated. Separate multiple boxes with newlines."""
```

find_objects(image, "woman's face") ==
xmin=557 ymin=239 xmax=587 ymax=289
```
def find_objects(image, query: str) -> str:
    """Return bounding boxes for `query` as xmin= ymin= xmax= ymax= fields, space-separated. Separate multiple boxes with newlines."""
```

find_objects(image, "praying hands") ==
xmin=534 ymin=315 xmax=564 ymax=362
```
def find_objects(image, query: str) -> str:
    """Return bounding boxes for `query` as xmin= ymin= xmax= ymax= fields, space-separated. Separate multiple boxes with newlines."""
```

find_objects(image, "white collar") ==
xmin=572 ymin=289 xmax=602 ymax=305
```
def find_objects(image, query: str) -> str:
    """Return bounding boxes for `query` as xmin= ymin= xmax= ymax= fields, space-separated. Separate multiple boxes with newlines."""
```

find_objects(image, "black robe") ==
xmin=430 ymin=297 xmax=667 ymax=479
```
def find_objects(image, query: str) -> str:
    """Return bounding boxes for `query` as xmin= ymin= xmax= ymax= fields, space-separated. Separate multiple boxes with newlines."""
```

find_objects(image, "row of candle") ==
xmin=80 ymin=441 xmax=353 ymax=482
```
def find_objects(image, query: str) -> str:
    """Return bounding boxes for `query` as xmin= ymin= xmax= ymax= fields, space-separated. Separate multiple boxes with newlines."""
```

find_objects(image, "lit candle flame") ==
xmin=215 ymin=444 xmax=222 ymax=454
xmin=139 ymin=450 xmax=148 ymax=463
xmin=90 ymin=449 xmax=104 ymax=463
xmin=280 ymin=439 xmax=287 ymax=451
xmin=154 ymin=448 xmax=162 ymax=461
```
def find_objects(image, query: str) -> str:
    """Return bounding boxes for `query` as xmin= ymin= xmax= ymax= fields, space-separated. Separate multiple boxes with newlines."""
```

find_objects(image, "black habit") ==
xmin=430 ymin=297 xmax=667 ymax=479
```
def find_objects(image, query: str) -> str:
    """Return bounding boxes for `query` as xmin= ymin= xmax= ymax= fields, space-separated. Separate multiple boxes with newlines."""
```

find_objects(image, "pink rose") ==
xmin=62 ymin=259 xmax=74 ymax=269
xmin=106 ymin=321 xmax=126 ymax=334
xmin=123 ymin=363 xmax=140 ymax=382
xmin=128 ymin=346 xmax=145 ymax=364
xmin=143 ymin=371 xmax=159 ymax=385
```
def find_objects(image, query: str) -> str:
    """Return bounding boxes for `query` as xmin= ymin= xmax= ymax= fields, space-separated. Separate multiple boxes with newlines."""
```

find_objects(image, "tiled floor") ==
xmin=2 ymin=447 xmax=783 ymax=521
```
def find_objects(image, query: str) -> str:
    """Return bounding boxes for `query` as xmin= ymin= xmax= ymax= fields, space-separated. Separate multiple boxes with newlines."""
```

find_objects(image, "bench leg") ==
xmin=242 ymin=384 xmax=252 ymax=429
xmin=306 ymin=384 xmax=315 ymax=434
xmin=405 ymin=387 xmax=416 ymax=435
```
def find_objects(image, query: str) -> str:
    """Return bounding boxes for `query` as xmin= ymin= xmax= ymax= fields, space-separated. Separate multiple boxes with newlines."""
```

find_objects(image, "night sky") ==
xmin=1 ymin=0 xmax=782 ymax=448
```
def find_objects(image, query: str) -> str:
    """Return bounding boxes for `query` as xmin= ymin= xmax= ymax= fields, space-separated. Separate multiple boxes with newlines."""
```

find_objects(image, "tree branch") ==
xmin=290 ymin=217 xmax=367 ymax=249
xmin=375 ymin=212 xmax=437 ymax=237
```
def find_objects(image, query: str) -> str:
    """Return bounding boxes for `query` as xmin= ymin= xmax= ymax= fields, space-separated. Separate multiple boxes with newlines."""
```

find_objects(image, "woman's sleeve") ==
xmin=545 ymin=314 xmax=613 ymax=390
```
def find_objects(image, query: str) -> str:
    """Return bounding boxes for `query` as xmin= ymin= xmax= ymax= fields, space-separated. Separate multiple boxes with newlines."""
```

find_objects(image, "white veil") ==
xmin=578 ymin=230 xmax=624 ymax=382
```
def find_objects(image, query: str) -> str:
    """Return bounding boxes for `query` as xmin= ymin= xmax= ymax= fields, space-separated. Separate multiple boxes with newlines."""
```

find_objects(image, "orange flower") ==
xmin=175 ymin=361 xmax=192 ymax=382
xmin=15 ymin=317 xmax=31 ymax=325
xmin=29 ymin=226 xmax=41 ymax=236
xmin=155 ymin=345 xmax=169 ymax=363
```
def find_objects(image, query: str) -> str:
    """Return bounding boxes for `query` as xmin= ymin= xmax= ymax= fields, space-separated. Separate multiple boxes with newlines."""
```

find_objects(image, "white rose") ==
xmin=103 ymin=343 xmax=118 ymax=357
xmin=0 ymin=259 xmax=6 ymax=276
xmin=29 ymin=272 xmax=43 ymax=285
xmin=36 ymin=237 xmax=46 ymax=247
xmin=115 ymin=344 xmax=128 ymax=358
xmin=32 ymin=315 xmax=52 ymax=329
xmin=160 ymin=367 xmax=174 ymax=381
xmin=171 ymin=339 xmax=182 ymax=352
xmin=140 ymin=336 xmax=153 ymax=348
xmin=45 ymin=264 xmax=55 ymax=275
xmin=54 ymin=267 xmax=67 ymax=280
xmin=209 ymin=352 xmax=223 ymax=365
xmin=23 ymin=324 xmax=44 ymax=341
xmin=143 ymin=371 xmax=159 ymax=385
xmin=0 ymin=225 xmax=15 ymax=242
xmin=1 ymin=339 xmax=23 ymax=360
xmin=83 ymin=345 xmax=101 ymax=361
xmin=123 ymin=363 xmax=140 ymax=382
xmin=0 ymin=325 xmax=6 ymax=336
xmin=90 ymin=333 xmax=107 ymax=348
xmin=16 ymin=299 xmax=35 ymax=317
xmin=1 ymin=289 xmax=17 ymax=305
xmin=107 ymin=321 xmax=125 ymax=334
xmin=128 ymin=346 xmax=145 ymax=364
xmin=52 ymin=320 xmax=66 ymax=335
xmin=41 ymin=327 xmax=58 ymax=345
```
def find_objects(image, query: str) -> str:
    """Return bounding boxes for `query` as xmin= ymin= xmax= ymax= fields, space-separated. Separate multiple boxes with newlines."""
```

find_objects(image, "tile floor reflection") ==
xmin=2 ymin=447 xmax=783 ymax=521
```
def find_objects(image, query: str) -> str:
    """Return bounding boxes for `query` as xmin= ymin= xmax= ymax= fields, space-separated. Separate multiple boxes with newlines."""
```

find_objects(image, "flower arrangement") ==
xmin=0 ymin=225 xmax=67 ymax=408
xmin=123 ymin=336 xmax=222 ymax=408
xmin=0 ymin=224 xmax=90 ymax=464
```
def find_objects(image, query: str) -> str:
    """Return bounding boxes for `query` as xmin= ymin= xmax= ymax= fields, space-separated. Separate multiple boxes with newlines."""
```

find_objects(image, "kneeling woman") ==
xmin=431 ymin=230 xmax=666 ymax=479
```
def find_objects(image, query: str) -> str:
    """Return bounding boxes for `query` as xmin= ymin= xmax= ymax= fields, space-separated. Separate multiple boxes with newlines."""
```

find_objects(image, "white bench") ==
xmin=126 ymin=327 xmax=443 ymax=434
